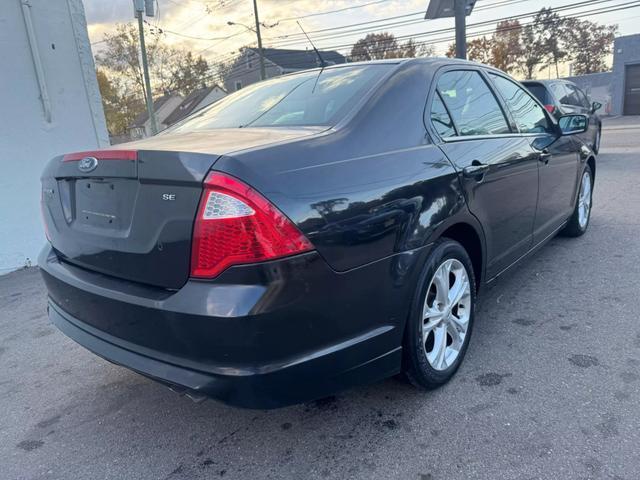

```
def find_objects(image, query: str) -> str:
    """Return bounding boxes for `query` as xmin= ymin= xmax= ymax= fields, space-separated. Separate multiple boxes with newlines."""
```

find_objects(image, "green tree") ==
xmin=169 ymin=51 xmax=211 ymax=95
xmin=533 ymin=8 xmax=568 ymax=78
xmin=518 ymin=24 xmax=546 ymax=79
xmin=96 ymin=69 xmax=144 ymax=136
xmin=564 ymin=19 xmax=617 ymax=75
xmin=96 ymin=23 xmax=210 ymax=100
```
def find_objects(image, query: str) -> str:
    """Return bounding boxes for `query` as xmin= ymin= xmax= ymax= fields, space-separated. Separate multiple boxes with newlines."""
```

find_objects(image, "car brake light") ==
xmin=544 ymin=104 xmax=556 ymax=114
xmin=190 ymin=172 xmax=313 ymax=278
xmin=62 ymin=150 xmax=137 ymax=161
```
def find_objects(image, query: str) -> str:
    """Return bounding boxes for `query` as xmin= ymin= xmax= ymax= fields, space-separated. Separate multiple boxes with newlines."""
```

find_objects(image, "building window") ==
xmin=235 ymin=81 xmax=242 ymax=91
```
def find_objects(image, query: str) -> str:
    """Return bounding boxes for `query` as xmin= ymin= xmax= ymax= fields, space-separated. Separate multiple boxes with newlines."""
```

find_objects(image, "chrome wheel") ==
xmin=422 ymin=259 xmax=471 ymax=371
xmin=578 ymin=170 xmax=592 ymax=229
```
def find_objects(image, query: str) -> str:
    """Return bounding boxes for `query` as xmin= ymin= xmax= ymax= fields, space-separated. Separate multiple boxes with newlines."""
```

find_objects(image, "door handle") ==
xmin=462 ymin=161 xmax=490 ymax=179
xmin=538 ymin=149 xmax=552 ymax=164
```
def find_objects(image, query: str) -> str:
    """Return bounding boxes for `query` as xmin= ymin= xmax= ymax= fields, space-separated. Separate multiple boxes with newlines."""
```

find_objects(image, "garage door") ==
xmin=624 ymin=64 xmax=640 ymax=115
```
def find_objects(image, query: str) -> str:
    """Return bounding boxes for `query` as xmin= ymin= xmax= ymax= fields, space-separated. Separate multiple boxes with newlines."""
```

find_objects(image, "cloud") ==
xmin=84 ymin=0 xmax=434 ymax=61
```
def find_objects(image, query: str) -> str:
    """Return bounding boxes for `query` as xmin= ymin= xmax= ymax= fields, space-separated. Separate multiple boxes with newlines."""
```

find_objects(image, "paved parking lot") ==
xmin=2 ymin=117 xmax=640 ymax=480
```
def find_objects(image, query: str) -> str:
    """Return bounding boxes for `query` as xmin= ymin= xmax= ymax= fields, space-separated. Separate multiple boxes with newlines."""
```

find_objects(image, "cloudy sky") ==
xmin=83 ymin=0 xmax=640 ymax=69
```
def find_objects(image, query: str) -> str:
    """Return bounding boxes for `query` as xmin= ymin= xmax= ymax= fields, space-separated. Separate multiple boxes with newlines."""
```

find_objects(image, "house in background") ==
xmin=128 ymin=92 xmax=183 ymax=139
xmin=162 ymin=84 xmax=226 ymax=127
xmin=224 ymin=47 xmax=346 ymax=92
xmin=1 ymin=0 xmax=108 ymax=274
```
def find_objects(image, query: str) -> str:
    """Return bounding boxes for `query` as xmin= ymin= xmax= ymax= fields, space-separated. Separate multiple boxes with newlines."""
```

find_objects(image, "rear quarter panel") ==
xmin=215 ymin=62 xmax=467 ymax=272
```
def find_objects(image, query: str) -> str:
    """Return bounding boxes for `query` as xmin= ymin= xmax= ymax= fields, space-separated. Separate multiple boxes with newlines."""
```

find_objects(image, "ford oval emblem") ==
xmin=78 ymin=156 xmax=98 ymax=173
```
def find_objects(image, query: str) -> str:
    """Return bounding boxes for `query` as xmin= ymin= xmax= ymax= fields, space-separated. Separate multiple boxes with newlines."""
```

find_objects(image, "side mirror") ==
xmin=558 ymin=114 xmax=589 ymax=136
xmin=591 ymin=101 xmax=602 ymax=113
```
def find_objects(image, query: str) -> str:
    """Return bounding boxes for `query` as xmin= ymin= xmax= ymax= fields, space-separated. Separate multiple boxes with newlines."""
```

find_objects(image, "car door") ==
xmin=488 ymin=73 xmax=581 ymax=245
xmin=429 ymin=69 xmax=539 ymax=279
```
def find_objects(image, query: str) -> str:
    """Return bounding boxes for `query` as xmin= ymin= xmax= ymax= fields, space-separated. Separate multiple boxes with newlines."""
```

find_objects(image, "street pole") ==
xmin=136 ymin=10 xmax=158 ymax=134
xmin=252 ymin=0 xmax=266 ymax=81
xmin=454 ymin=0 xmax=466 ymax=60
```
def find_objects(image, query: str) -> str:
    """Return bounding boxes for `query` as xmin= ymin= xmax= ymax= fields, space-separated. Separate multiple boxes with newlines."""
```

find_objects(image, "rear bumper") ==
xmin=39 ymin=245 xmax=426 ymax=408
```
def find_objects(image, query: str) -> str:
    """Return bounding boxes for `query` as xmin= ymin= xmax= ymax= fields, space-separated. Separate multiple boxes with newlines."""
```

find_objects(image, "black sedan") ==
xmin=39 ymin=59 xmax=595 ymax=408
xmin=522 ymin=79 xmax=603 ymax=154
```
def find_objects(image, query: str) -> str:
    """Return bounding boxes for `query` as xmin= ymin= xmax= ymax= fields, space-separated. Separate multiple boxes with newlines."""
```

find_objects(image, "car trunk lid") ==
xmin=41 ymin=128 xmax=324 ymax=289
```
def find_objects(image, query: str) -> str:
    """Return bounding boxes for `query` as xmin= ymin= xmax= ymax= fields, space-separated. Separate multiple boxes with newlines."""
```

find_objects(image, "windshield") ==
xmin=169 ymin=64 xmax=392 ymax=132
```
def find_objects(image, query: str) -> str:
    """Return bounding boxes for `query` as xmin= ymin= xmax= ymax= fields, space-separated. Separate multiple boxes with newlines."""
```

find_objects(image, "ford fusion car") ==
xmin=39 ymin=59 xmax=595 ymax=408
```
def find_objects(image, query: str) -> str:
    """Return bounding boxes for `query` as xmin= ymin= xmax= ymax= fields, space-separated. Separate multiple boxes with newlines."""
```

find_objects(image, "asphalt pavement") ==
xmin=2 ymin=117 xmax=640 ymax=480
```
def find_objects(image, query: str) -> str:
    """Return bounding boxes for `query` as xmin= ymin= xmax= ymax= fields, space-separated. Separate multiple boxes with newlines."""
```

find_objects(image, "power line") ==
xmin=198 ymin=0 xmax=542 ymax=65
xmin=275 ymin=0 xmax=391 ymax=22
xmin=269 ymin=0 xmax=625 ymax=49
xmin=199 ymin=0 xmax=637 ymax=84
xmin=268 ymin=0 xmax=615 ymax=48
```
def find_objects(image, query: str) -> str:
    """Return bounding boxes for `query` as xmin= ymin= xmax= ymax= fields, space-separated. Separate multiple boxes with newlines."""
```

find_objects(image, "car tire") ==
xmin=593 ymin=126 xmax=601 ymax=155
xmin=562 ymin=165 xmax=593 ymax=237
xmin=403 ymin=238 xmax=477 ymax=390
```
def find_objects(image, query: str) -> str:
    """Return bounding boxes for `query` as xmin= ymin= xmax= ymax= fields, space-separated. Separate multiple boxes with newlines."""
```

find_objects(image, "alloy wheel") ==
xmin=578 ymin=170 xmax=592 ymax=229
xmin=422 ymin=259 xmax=471 ymax=371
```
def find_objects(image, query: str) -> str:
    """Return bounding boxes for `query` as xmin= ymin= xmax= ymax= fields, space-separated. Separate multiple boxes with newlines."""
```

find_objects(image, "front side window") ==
xmin=563 ymin=84 xmax=584 ymax=107
xmin=489 ymin=74 xmax=553 ymax=134
xmin=436 ymin=70 xmax=510 ymax=136
xmin=571 ymin=85 xmax=591 ymax=109
xmin=169 ymin=64 xmax=392 ymax=131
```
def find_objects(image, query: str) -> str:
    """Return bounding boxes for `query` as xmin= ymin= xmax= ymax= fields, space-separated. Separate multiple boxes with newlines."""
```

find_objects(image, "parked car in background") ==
xmin=39 ymin=59 xmax=596 ymax=408
xmin=522 ymin=79 xmax=603 ymax=154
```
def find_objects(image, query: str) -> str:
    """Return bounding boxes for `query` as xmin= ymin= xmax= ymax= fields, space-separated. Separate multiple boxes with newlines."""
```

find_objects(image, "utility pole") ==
xmin=134 ymin=0 xmax=158 ymax=134
xmin=454 ymin=0 xmax=466 ymax=59
xmin=252 ymin=0 xmax=266 ymax=81
xmin=425 ymin=1 xmax=476 ymax=60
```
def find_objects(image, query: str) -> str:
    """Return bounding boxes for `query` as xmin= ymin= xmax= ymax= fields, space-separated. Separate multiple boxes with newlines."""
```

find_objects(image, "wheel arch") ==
xmin=587 ymin=155 xmax=596 ymax=182
xmin=438 ymin=222 xmax=484 ymax=292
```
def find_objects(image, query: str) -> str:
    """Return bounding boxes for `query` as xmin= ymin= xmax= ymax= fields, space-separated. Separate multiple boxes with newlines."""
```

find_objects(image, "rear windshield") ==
xmin=169 ymin=64 xmax=393 ymax=132
xmin=522 ymin=83 xmax=550 ymax=105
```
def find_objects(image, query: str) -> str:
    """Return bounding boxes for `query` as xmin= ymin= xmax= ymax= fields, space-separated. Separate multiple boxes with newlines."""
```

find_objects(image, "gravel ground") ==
xmin=2 ymin=118 xmax=640 ymax=480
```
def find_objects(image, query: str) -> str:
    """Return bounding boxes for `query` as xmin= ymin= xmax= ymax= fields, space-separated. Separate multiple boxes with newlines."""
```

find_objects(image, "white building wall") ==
xmin=0 ymin=0 xmax=108 ymax=273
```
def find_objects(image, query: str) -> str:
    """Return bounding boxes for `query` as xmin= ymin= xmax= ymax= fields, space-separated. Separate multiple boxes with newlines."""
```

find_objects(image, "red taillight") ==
xmin=62 ymin=150 xmax=137 ymax=161
xmin=190 ymin=172 xmax=313 ymax=278
xmin=544 ymin=104 xmax=556 ymax=114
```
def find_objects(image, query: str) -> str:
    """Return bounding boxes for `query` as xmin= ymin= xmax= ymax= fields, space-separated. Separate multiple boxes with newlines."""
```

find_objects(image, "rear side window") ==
xmin=489 ymin=74 xmax=553 ymax=134
xmin=523 ymin=83 xmax=550 ymax=105
xmin=430 ymin=93 xmax=456 ymax=138
xmin=436 ymin=70 xmax=510 ymax=136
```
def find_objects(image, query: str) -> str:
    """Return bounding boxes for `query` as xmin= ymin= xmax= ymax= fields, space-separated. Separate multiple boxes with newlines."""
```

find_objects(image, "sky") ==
xmin=83 ymin=0 xmax=640 ymax=76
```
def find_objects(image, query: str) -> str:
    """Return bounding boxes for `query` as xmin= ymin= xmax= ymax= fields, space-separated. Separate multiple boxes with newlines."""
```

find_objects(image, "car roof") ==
xmin=521 ymin=79 xmax=577 ymax=87
xmin=286 ymin=57 xmax=505 ymax=75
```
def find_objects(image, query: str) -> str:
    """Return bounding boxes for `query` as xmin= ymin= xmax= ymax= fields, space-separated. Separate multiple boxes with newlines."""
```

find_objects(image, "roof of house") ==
xmin=130 ymin=93 xmax=177 ymax=128
xmin=162 ymin=85 xmax=225 ymax=126
xmin=247 ymin=48 xmax=346 ymax=70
